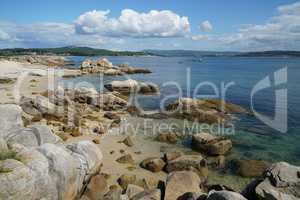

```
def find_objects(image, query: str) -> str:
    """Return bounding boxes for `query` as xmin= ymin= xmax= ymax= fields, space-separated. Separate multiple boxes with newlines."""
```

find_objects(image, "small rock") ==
xmin=116 ymin=154 xmax=135 ymax=164
xmin=140 ymin=157 xmax=166 ymax=172
xmin=126 ymin=184 xmax=144 ymax=199
xmin=118 ymin=174 xmax=137 ymax=190
xmin=157 ymin=133 xmax=178 ymax=144
xmin=104 ymin=112 xmax=120 ymax=120
xmin=122 ymin=136 xmax=134 ymax=147
xmin=164 ymin=151 xmax=183 ymax=162
xmin=232 ymin=159 xmax=270 ymax=178
xmin=92 ymin=139 xmax=100 ymax=144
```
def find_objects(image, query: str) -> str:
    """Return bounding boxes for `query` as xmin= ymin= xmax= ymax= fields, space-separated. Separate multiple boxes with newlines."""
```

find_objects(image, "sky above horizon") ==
xmin=0 ymin=0 xmax=300 ymax=51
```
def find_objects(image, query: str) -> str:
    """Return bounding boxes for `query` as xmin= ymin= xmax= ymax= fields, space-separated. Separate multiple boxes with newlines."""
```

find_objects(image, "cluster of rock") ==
xmin=165 ymin=98 xmax=247 ymax=124
xmin=19 ymin=87 xmax=128 ymax=139
xmin=104 ymin=79 xmax=160 ymax=94
xmin=0 ymin=104 xmax=103 ymax=200
xmin=80 ymin=58 xmax=152 ymax=76
xmin=7 ymin=55 xmax=73 ymax=67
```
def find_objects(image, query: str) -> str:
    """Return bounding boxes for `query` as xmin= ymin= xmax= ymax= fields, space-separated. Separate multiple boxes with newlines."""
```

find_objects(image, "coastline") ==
xmin=0 ymin=55 xmax=298 ymax=200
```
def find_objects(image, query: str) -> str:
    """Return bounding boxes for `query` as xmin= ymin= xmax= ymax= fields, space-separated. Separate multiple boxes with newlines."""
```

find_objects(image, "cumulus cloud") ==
xmin=75 ymin=9 xmax=190 ymax=37
xmin=219 ymin=1 xmax=300 ymax=50
xmin=200 ymin=20 xmax=213 ymax=32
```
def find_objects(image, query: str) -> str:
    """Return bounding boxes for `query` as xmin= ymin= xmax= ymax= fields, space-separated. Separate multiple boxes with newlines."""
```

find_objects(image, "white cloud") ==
xmin=75 ymin=9 xmax=190 ymax=37
xmin=191 ymin=35 xmax=210 ymax=41
xmin=200 ymin=20 xmax=213 ymax=32
xmin=0 ymin=29 xmax=10 ymax=41
xmin=219 ymin=1 xmax=300 ymax=50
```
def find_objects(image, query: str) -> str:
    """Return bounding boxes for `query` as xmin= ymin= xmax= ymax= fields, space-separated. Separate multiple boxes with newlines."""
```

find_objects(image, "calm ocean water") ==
xmin=65 ymin=56 xmax=300 ymax=164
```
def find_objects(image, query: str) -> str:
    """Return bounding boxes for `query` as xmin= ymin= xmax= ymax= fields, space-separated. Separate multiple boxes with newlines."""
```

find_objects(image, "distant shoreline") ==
xmin=1 ymin=46 xmax=300 ymax=57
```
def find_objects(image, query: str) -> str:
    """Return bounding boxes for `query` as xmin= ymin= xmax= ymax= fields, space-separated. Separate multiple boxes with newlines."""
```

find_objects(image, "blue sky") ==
xmin=0 ymin=0 xmax=299 ymax=51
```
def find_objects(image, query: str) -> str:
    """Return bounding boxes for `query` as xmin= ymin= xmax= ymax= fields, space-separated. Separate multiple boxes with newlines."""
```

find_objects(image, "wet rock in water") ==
xmin=104 ymin=79 xmax=159 ymax=94
xmin=165 ymin=98 xmax=246 ymax=124
xmin=165 ymin=155 xmax=208 ymax=181
xmin=157 ymin=132 xmax=178 ymax=144
xmin=165 ymin=171 xmax=203 ymax=200
xmin=131 ymin=189 xmax=161 ymax=200
xmin=250 ymin=162 xmax=300 ymax=200
xmin=83 ymin=174 xmax=108 ymax=200
xmin=191 ymin=132 xmax=232 ymax=156
xmin=116 ymin=154 xmax=135 ymax=164
xmin=118 ymin=63 xmax=152 ymax=74
xmin=122 ymin=136 xmax=134 ymax=147
xmin=207 ymin=155 xmax=226 ymax=169
xmin=164 ymin=150 xmax=183 ymax=162
xmin=140 ymin=157 xmax=166 ymax=172
xmin=104 ymin=68 xmax=123 ymax=76
xmin=231 ymin=159 xmax=270 ymax=178
xmin=118 ymin=174 xmax=137 ymax=190
xmin=0 ymin=104 xmax=24 ymax=138
xmin=207 ymin=190 xmax=247 ymax=200
xmin=125 ymin=184 xmax=144 ymax=199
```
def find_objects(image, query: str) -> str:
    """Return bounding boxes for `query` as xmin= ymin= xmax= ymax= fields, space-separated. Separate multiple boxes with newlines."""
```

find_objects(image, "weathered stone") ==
xmin=131 ymin=189 xmax=161 ymax=200
xmin=254 ymin=162 xmax=300 ymax=200
xmin=233 ymin=159 xmax=270 ymax=177
xmin=164 ymin=151 xmax=183 ymax=162
xmin=177 ymin=192 xmax=207 ymax=200
xmin=165 ymin=155 xmax=208 ymax=181
xmin=165 ymin=171 xmax=203 ymax=200
xmin=104 ymin=79 xmax=159 ymax=94
xmin=125 ymin=184 xmax=144 ymax=199
xmin=118 ymin=174 xmax=137 ymax=190
xmin=116 ymin=154 xmax=135 ymax=164
xmin=83 ymin=174 xmax=108 ymax=200
xmin=140 ymin=157 xmax=166 ymax=172
xmin=0 ymin=104 xmax=24 ymax=138
xmin=157 ymin=132 xmax=178 ymax=144
xmin=122 ymin=136 xmax=134 ymax=147
xmin=207 ymin=190 xmax=247 ymax=200
xmin=191 ymin=133 xmax=232 ymax=155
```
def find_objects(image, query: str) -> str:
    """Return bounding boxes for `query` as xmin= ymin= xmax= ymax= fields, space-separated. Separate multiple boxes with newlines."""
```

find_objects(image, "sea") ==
xmin=63 ymin=55 xmax=300 ymax=166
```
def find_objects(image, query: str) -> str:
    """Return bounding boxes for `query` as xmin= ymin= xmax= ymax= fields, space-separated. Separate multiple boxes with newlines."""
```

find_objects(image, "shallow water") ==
xmin=64 ymin=55 xmax=300 ymax=165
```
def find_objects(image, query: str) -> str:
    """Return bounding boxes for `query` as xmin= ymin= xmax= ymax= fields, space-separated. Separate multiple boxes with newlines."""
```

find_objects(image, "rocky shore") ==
xmin=0 ymin=56 xmax=299 ymax=200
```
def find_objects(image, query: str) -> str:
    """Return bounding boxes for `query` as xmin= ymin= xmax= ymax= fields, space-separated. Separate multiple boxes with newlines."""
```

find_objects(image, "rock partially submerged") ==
xmin=191 ymin=132 xmax=232 ymax=156
xmin=166 ymin=98 xmax=247 ymax=124
xmin=118 ymin=63 xmax=152 ymax=74
xmin=242 ymin=162 xmax=300 ymax=200
xmin=104 ymin=79 xmax=159 ymax=94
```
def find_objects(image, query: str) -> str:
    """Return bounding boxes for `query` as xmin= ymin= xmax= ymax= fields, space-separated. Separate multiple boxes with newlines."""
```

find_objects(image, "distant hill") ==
xmin=1 ymin=47 xmax=300 ymax=57
xmin=0 ymin=46 xmax=146 ymax=56
xmin=144 ymin=49 xmax=300 ymax=57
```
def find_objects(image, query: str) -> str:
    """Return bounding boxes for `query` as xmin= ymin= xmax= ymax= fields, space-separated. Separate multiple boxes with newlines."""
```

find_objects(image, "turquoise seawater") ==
xmin=64 ymin=55 xmax=300 ymax=165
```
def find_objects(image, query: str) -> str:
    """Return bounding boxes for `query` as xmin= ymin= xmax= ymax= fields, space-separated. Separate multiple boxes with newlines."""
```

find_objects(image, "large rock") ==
xmin=118 ymin=63 xmax=152 ymax=74
xmin=191 ymin=132 xmax=232 ymax=155
xmin=165 ymin=98 xmax=246 ymax=124
xmin=165 ymin=155 xmax=208 ymax=181
xmin=104 ymin=79 xmax=159 ymax=94
xmin=232 ymin=159 xmax=270 ymax=178
xmin=207 ymin=190 xmax=247 ymax=200
xmin=5 ymin=125 xmax=62 ymax=147
xmin=140 ymin=157 xmax=166 ymax=172
xmin=165 ymin=171 xmax=203 ymax=200
xmin=0 ymin=104 xmax=23 ymax=138
xmin=0 ymin=128 xmax=103 ymax=200
xmin=125 ymin=184 xmax=144 ymax=199
xmin=131 ymin=189 xmax=161 ymax=200
xmin=254 ymin=162 xmax=300 ymax=200
xmin=118 ymin=174 xmax=137 ymax=190
xmin=83 ymin=174 xmax=108 ymax=200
